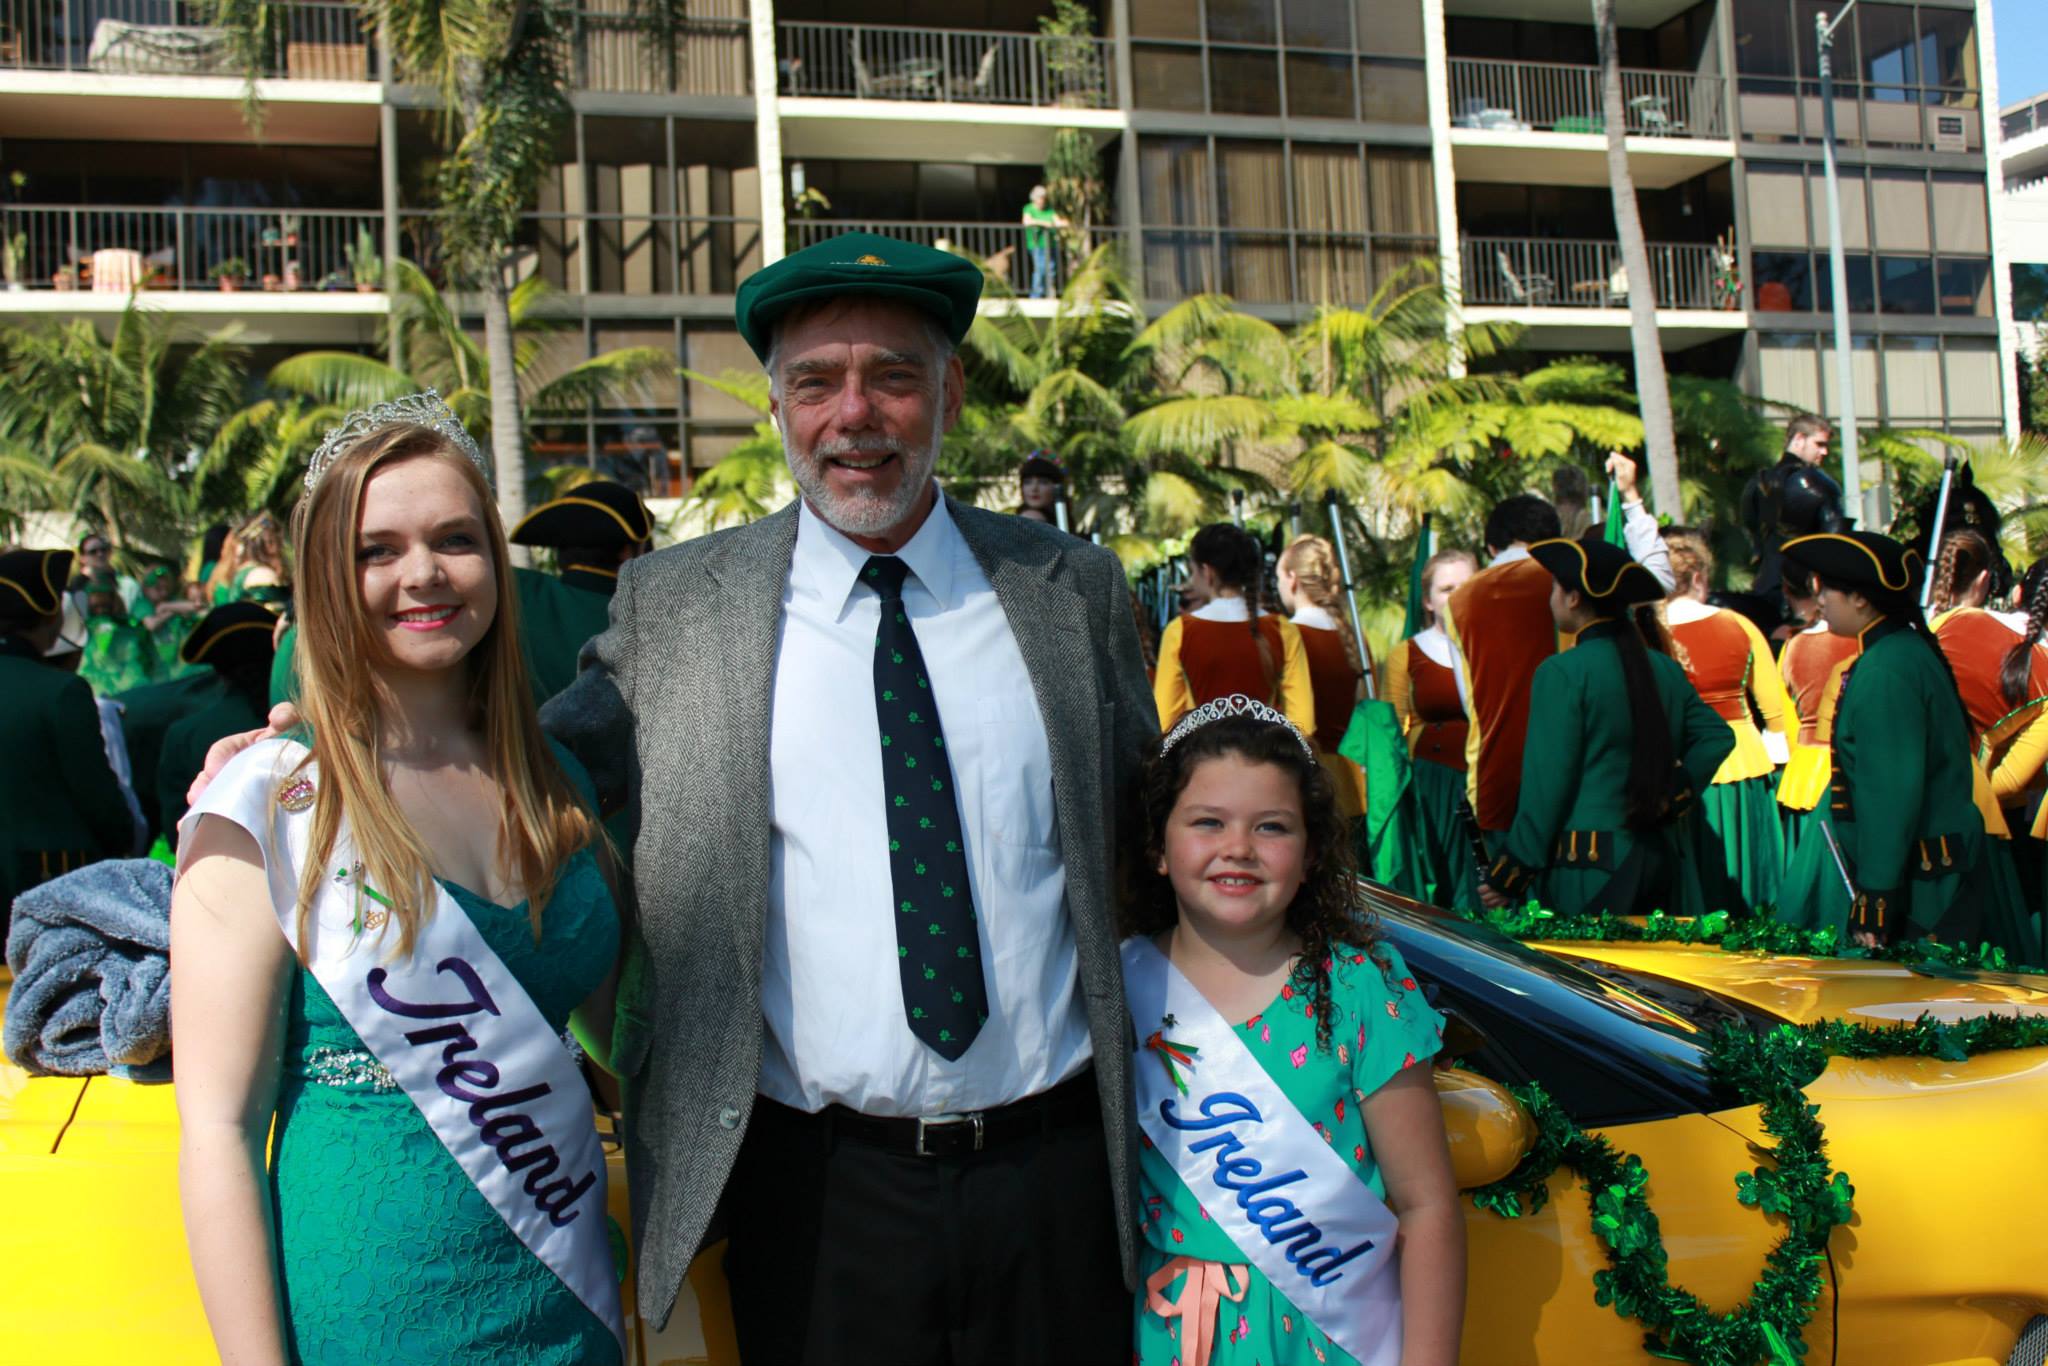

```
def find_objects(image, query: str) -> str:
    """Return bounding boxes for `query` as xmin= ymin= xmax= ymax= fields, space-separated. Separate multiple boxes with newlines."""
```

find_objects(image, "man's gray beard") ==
xmin=785 ymin=429 xmax=942 ymax=538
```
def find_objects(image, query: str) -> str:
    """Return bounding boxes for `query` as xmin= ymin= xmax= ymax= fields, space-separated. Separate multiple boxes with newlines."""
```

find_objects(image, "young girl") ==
xmin=172 ymin=400 xmax=625 ymax=1365
xmin=1155 ymin=523 xmax=1316 ymax=738
xmin=213 ymin=511 xmax=291 ymax=607
xmin=1774 ymin=565 xmax=1859 ymax=864
xmin=1276 ymin=533 xmax=1368 ymax=819
xmin=1122 ymin=696 xmax=1462 ymax=1366
xmin=1661 ymin=530 xmax=1791 ymax=913
xmin=1480 ymin=539 xmax=1732 ymax=917
xmin=1381 ymin=549 xmax=1478 ymax=909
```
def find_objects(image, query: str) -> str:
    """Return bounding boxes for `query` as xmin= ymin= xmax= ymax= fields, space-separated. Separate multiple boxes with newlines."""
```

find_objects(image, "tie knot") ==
xmin=862 ymin=555 xmax=912 ymax=601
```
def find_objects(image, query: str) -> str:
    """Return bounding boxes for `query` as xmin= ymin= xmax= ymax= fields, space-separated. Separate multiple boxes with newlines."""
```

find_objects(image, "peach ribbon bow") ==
xmin=1145 ymin=1256 xmax=1251 ymax=1366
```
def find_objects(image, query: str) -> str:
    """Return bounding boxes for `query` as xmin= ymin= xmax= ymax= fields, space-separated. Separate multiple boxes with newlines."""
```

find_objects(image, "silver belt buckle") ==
xmin=915 ymin=1110 xmax=985 ymax=1156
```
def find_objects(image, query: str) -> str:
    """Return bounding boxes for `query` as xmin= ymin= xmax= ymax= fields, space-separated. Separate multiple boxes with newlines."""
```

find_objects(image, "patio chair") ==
xmin=1629 ymin=94 xmax=1685 ymax=137
xmin=1604 ymin=260 xmax=1629 ymax=306
xmin=961 ymin=41 xmax=998 ymax=100
xmin=1496 ymin=249 xmax=1555 ymax=306
xmin=849 ymin=35 xmax=874 ymax=97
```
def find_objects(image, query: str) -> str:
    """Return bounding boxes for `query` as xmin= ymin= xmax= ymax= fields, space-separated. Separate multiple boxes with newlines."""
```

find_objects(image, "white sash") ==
xmin=180 ymin=738 xmax=626 ymax=1355
xmin=1123 ymin=937 xmax=1403 ymax=1366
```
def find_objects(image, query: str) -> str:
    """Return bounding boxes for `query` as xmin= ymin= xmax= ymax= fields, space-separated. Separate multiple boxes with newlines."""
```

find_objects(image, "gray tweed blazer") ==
xmin=541 ymin=494 xmax=1159 ymax=1329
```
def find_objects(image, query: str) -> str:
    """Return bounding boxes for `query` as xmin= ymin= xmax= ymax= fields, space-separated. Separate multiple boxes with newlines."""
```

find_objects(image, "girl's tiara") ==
xmin=1160 ymin=693 xmax=1315 ymax=759
xmin=303 ymin=390 xmax=490 ymax=493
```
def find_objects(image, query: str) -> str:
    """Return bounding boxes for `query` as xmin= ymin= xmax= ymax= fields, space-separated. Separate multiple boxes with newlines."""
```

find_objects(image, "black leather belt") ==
xmin=761 ymin=1068 xmax=1099 ymax=1158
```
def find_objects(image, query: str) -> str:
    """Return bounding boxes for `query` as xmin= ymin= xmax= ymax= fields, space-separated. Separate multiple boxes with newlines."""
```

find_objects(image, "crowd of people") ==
xmin=1 ymin=226 xmax=2042 ymax=1366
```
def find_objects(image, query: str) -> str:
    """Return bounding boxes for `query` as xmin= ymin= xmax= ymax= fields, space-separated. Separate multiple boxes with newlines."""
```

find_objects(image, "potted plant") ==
xmin=2 ymin=231 xmax=24 ymax=290
xmin=1038 ymin=0 xmax=1103 ymax=108
xmin=261 ymin=270 xmax=283 ymax=291
xmin=211 ymin=256 xmax=249 ymax=292
xmin=52 ymin=262 xmax=76 ymax=291
xmin=346 ymin=226 xmax=382 ymax=292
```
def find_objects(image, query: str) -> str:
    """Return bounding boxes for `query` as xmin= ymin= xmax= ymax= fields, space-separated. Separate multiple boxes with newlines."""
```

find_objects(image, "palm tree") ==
xmin=1592 ymin=0 xmax=1681 ymax=516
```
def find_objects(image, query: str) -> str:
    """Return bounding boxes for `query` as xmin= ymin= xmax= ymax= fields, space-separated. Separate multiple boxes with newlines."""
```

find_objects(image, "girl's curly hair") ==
xmin=1120 ymin=713 xmax=1375 ymax=1051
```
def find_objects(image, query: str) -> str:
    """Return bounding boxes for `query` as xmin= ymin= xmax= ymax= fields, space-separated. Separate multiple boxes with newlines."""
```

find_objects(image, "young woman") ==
xmin=172 ymin=402 xmax=626 ymax=1365
xmin=1661 ymin=530 xmax=1791 ymax=913
xmin=1774 ymin=565 xmax=1859 ymax=861
xmin=1480 ymin=539 xmax=1732 ymax=918
xmin=213 ymin=512 xmax=291 ymax=607
xmin=1121 ymin=697 xmax=1462 ymax=1366
xmin=1154 ymin=523 xmax=1315 ymax=738
xmin=1776 ymin=531 xmax=2014 ymax=948
xmin=1276 ymin=533 xmax=1367 ymax=819
xmin=1381 ymin=549 xmax=1479 ymax=909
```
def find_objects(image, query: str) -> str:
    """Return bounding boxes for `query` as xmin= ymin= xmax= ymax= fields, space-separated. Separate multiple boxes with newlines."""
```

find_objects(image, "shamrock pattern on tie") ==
xmin=865 ymin=555 xmax=988 ymax=1061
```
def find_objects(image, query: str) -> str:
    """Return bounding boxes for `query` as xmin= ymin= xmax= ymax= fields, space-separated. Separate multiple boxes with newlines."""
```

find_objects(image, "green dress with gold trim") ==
xmin=1491 ymin=621 xmax=1735 ymax=916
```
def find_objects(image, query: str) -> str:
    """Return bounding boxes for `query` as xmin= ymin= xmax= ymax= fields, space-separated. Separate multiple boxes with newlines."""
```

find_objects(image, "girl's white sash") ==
xmin=181 ymin=738 xmax=625 ymax=1354
xmin=1123 ymin=936 xmax=1402 ymax=1366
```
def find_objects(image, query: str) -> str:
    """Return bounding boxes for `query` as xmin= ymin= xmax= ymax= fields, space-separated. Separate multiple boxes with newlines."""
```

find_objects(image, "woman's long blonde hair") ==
xmin=1280 ymin=534 xmax=1363 ymax=677
xmin=288 ymin=425 xmax=598 ymax=961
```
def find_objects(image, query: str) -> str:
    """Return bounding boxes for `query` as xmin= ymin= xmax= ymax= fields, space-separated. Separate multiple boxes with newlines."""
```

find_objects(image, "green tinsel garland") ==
xmin=1467 ymin=936 xmax=2048 ymax=1365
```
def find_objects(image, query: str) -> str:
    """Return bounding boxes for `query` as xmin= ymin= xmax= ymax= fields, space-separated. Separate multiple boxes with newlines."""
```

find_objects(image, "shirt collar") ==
xmin=1290 ymin=603 xmax=1338 ymax=630
xmin=796 ymin=491 xmax=965 ymax=617
xmin=1490 ymin=544 xmax=1532 ymax=567
xmin=1191 ymin=596 xmax=1251 ymax=622
xmin=1665 ymin=596 xmax=1716 ymax=625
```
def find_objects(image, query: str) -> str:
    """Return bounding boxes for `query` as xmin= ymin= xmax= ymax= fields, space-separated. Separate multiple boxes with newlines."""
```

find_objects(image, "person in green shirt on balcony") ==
xmin=1021 ymin=184 xmax=1067 ymax=299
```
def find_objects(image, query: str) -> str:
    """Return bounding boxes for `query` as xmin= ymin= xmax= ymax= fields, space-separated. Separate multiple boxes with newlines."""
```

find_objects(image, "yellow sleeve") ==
xmin=1275 ymin=618 xmax=1317 ymax=742
xmin=1733 ymin=611 xmax=1792 ymax=762
xmin=1153 ymin=616 xmax=1194 ymax=731
xmin=1384 ymin=642 xmax=1417 ymax=738
xmin=1990 ymin=702 xmax=2048 ymax=804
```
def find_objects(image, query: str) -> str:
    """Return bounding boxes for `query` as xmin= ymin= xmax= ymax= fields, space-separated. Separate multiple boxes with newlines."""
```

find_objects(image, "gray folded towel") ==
xmin=5 ymin=858 xmax=171 ymax=1078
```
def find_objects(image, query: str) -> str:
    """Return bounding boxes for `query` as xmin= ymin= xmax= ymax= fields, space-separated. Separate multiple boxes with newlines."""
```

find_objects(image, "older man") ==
xmin=545 ymin=232 xmax=1156 ymax=1361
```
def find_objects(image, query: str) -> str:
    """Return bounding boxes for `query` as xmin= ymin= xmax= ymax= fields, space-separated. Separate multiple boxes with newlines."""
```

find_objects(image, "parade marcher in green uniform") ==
xmin=507 ymin=479 xmax=654 ymax=703
xmin=0 ymin=549 xmax=135 ymax=926
xmin=154 ymin=601 xmax=279 ymax=844
xmin=138 ymin=565 xmax=204 ymax=679
xmin=76 ymin=573 xmax=158 ymax=697
xmin=1777 ymin=531 xmax=2026 ymax=948
xmin=1479 ymin=538 xmax=1733 ymax=917
xmin=112 ymin=667 xmax=224 ymax=849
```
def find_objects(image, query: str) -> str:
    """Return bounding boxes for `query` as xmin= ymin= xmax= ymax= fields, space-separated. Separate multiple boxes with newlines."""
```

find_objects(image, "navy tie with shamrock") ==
xmin=864 ymin=555 xmax=987 ymax=1060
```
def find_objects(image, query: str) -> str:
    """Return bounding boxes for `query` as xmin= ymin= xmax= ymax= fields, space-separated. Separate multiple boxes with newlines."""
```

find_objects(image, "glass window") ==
xmin=1746 ymin=163 xmax=1810 ymax=245
xmin=1208 ymin=0 xmax=1277 ymax=46
xmin=1360 ymin=58 xmax=1428 ymax=124
xmin=1758 ymin=333 xmax=1823 ymax=411
xmin=1738 ymin=78 xmax=1802 ymax=143
xmin=1293 ymin=143 xmax=1367 ymax=232
xmin=684 ymin=329 xmax=760 ymax=418
xmin=1793 ymin=0 xmax=1854 ymax=79
xmin=1358 ymin=0 xmax=1425 ymax=57
xmin=1210 ymin=48 xmax=1281 ymax=115
xmin=1752 ymin=251 xmax=1813 ymax=310
xmin=1284 ymin=0 xmax=1350 ymax=49
xmin=1133 ymin=45 xmax=1206 ymax=112
xmin=1287 ymin=52 xmax=1355 ymax=118
xmin=1130 ymin=0 xmax=1201 ymax=40
xmin=1819 ymin=333 xmax=1881 ymax=415
xmin=1734 ymin=0 xmax=1795 ymax=76
xmin=1813 ymin=252 xmax=1876 ymax=312
xmin=1216 ymin=140 xmax=1290 ymax=229
xmin=1869 ymin=169 xmax=1929 ymax=250
xmin=1876 ymin=255 xmax=1934 ymax=314
xmin=1944 ymin=337 xmax=2001 ymax=419
xmin=1918 ymin=8 xmax=1978 ymax=91
xmin=1139 ymin=137 xmax=1215 ymax=226
xmin=1366 ymin=146 xmax=1435 ymax=235
xmin=1857 ymin=4 xmax=1918 ymax=88
xmin=1937 ymin=258 xmax=1990 ymax=317
xmin=1808 ymin=168 xmax=1868 ymax=249
xmin=594 ymin=324 xmax=680 ymax=410
xmin=1881 ymin=335 xmax=1942 ymax=420
xmin=2013 ymin=263 xmax=2048 ymax=321
xmin=1930 ymin=173 xmax=1988 ymax=252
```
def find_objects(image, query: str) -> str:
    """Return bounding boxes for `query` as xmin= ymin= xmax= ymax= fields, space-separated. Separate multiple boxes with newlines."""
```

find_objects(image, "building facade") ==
xmin=2001 ymin=87 xmax=2047 ymax=375
xmin=0 ymin=0 xmax=2012 ymax=500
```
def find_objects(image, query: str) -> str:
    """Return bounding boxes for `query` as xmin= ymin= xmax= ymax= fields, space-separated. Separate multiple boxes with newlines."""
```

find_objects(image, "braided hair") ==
xmin=1929 ymin=529 xmax=1996 ymax=614
xmin=1279 ymin=534 xmax=1362 ymax=676
xmin=2000 ymin=559 xmax=2048 ymax=708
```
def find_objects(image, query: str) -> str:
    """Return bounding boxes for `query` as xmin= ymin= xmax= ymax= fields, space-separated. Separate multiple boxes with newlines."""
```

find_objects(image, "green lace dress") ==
xmin=1132 ymin=943 xmax=1445 ymax=1366
xmin=269 ymin=857 xmax=620 ymax=1365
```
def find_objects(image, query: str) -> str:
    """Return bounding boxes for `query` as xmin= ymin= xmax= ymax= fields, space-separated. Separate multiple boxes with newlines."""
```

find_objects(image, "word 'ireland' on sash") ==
xmin=179 ymin=738 xmax=627 ymax=1356
xmin=1123 ymin=936 xmax=1403 ymax=1366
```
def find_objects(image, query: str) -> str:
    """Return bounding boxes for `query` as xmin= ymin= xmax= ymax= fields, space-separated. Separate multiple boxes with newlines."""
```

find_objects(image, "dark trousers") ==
xmin=724 ymin=1080 xmax=1129 ymax=1366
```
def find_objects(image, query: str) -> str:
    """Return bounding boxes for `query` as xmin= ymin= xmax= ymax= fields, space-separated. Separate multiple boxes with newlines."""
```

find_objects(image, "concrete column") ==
xmin=377 ymin=20 xmax=402 ymax=371
xmin=1981 ymin=0 xmax=2020 ymax=442
xmin=749 ymin=0 xmax=786 ymax=265
xmin=1420 ymin=0 xmax=1464 ymax=375
xmin=1109 ymin=0 xmax=1139 ymax=270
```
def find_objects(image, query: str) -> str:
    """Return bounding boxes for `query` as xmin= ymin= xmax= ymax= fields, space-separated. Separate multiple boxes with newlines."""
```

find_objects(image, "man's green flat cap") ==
xmin=735 ymin=231 xmax=983 ymax=364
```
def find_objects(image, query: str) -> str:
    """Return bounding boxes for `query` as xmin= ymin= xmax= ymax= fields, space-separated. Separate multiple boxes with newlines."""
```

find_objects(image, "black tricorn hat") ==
xmin=0 ymin=548 xmax=74 ymax=617
xmin=1781 ymin=531 xmax=1921 ymax=599
xmin=1528 ymin=537 xmax=1663 ymax=608
xmin=1018 ymin=450 xmax=1064 ymax=483
xmin=509 ymin=481 xmax=654 ymax=550
xmin=181 ymin=601 xmax=279 ymax=669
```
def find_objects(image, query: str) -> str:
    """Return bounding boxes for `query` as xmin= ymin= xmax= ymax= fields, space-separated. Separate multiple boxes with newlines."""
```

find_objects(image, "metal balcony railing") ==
xmin=557 ymin=8 xmax=749 ymax=97
xmin=1460 ymin=236 xmax=1738 ymax=311
xmin=0 ymin=0 xmax=371 ymax=78
xmin=787 ymin=218 xmax=1113 ymax=297
xmin=1135 ymin=226 xmax=1437 ymax=307
xmin=1 ymin=205 xmax=383 ymax=292
xmin=398 ymin=211 xmax=763 ymax=297
xmin=1448 ymin=58 xmax=1726 ymax=140
xmin=776 ymin=21 xmax=1114 ymax=108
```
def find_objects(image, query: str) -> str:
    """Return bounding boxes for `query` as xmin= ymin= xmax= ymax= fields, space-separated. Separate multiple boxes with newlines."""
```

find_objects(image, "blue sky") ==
xmin=1998 ymin=0 xmax=2048 ymax=106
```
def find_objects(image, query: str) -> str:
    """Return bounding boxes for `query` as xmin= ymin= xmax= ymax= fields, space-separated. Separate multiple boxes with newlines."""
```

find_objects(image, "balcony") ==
xmin=1459 ymin=235 xmax=1746 ymax=349
xmin=0 ymin=204 xmax=388 ymax=324
xmin=558 ymin=8 xmax=749 ymax=98
xmin=1137 ymin=227 xmax=1438 ymax=315
xmin=399 ymin=212 xmax=763 ymax=302
xmin=788 ymin=218 xmax=1114 ymax=303
xmin=1447 ymin=58 xmax=1732 ymax=190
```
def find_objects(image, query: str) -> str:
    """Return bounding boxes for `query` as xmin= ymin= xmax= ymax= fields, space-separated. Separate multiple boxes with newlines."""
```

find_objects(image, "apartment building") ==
xmin=0 ymin=0 xmax=2012 ymax=501
xmin=2001 ymin=87 xmax=2047 ymax=373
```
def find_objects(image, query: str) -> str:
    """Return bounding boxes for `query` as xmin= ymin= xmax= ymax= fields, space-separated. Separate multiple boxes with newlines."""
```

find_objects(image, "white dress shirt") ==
xmin=1289 ymin=603 xmax=1338 ymax=630
xmin=1191 ymin=596 xmax=1251 ymax=622
xmin=759 ymin=498 xmax=1094 ymax=1116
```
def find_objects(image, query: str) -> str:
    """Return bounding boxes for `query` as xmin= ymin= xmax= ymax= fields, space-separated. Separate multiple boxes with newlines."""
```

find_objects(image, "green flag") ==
xmin=1341 ymin=697 xmax=1426 ymax=901
xmin=1603 ymin=480 xmax=1627 ymax=548
xmin=1401 ymin=516 xmax=1433 ymax=639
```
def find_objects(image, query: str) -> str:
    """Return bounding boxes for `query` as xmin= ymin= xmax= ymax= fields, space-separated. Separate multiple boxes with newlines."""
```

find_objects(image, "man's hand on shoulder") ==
xmin=188 ymin=702 xmax=300 ymax=806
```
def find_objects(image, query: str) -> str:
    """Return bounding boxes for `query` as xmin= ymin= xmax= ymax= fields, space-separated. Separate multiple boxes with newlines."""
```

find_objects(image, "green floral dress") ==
xmin=1133 ymin=942 xmax=1445 ymax=1366
xmin=269 ymin=756 xmax=620 ymax=1366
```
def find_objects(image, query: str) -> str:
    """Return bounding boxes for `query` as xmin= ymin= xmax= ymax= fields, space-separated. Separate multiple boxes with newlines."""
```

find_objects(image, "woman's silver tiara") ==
xmin=302 ymin=390 xmax=490 ymax=493
xmin=1160 ymin=693 xmax=1315 ymax=759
